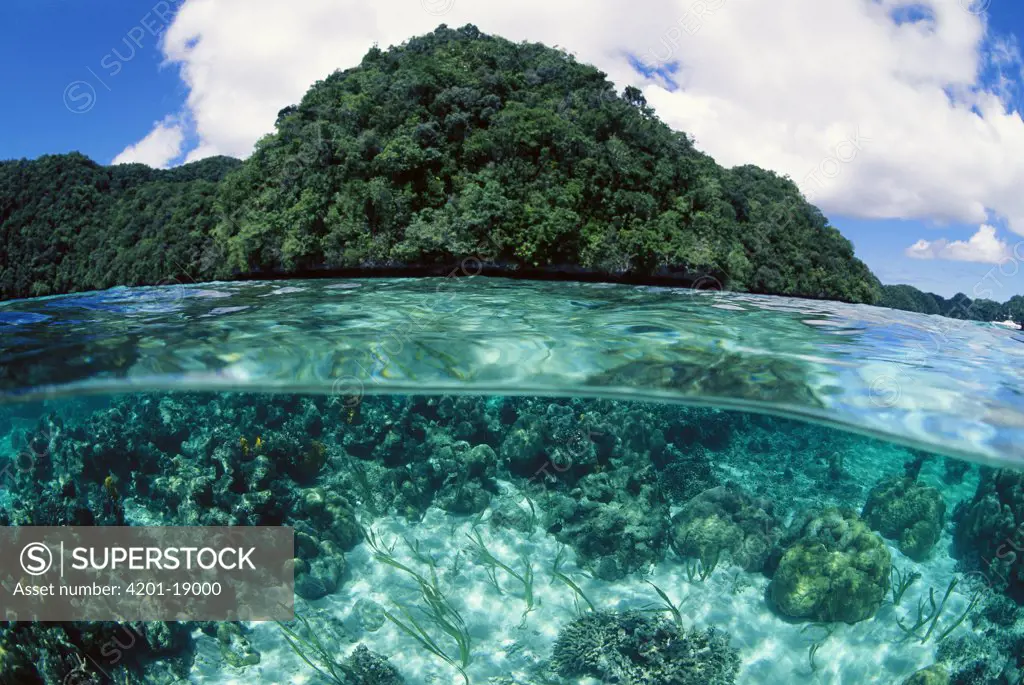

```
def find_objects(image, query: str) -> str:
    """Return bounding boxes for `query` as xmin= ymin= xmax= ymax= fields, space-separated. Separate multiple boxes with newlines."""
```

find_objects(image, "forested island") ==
xmin=878 ymin=285 xmax=1024 ymax=323
xmin=0 ymin=24 xmax=1013 ymax=321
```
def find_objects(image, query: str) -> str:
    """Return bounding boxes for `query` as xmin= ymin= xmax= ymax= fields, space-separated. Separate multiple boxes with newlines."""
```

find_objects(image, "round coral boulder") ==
xmin=768 ymin=508 xmax=891 ymax=623
xmin=669 ymin=483 xmax=779 ymax=573
xmin=902 ymin=665 xmax=949 ymax=685
xmin=862 ymin=475 xmax=945 ymax=561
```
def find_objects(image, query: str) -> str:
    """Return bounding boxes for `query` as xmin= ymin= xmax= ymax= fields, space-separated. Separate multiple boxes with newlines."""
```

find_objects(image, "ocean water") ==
xmin=1 ymin=278 xmax=1023 ymax=684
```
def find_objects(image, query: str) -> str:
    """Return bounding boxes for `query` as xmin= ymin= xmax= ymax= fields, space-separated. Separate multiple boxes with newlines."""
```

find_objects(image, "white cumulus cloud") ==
xmin=116 ymin=0 xmax=1024 ymax=236
xmin=905 ymin=224 xmax=1012 ymax=263
xmin=112 ymin=116 xmax=185 ymax=168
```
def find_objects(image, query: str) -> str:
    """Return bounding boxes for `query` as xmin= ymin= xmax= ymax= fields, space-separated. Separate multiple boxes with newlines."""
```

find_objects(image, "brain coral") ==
xmin=768 ymin=508 xmax=891 ymax=623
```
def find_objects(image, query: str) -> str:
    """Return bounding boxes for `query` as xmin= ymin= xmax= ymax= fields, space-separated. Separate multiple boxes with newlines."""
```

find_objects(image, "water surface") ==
xmin=1 ymin=277 xmax=1021 ymax=467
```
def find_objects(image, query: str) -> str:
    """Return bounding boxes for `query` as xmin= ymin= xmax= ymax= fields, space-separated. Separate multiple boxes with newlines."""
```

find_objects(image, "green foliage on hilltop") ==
xmin=878 ymin=285 xmax=944 ymax=316
xmin=0 ymin=153 xmax=240 ymax=299
xmin=215 ymin=24 xmax=880 ymax=302
xmin=1 ymin=25 xmax=882 ymax=303
xmin=878 ymin=284 xmax=1019 ymax=322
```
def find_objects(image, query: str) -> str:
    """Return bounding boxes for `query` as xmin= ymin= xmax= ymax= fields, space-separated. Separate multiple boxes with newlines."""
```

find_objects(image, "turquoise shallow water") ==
xmin=1 ymin=277 xmax=1023 ymax=467
xmin=1 ymin=278 xmax=1023 ymax=684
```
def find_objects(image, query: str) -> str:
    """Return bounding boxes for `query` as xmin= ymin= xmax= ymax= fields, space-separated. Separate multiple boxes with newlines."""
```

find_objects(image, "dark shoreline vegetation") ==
xmin=3 ymin=24 xmax=1015 ymax=322
xmin=2 ymin=393 xmax=1022 ymax=683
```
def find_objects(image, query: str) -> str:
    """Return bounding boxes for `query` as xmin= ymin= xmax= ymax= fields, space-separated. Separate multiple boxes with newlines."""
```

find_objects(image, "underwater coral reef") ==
xmin=0 ymin=393 xmax=1021 ymax=684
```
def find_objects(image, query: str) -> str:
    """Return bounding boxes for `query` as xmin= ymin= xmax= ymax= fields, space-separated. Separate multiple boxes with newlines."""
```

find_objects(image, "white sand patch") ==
xmin=188 ymin=483 xmax=979 ymax=685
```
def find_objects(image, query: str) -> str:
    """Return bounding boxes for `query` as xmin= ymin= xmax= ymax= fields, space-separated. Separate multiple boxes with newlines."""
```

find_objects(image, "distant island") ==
xmin=0 ymin=24 xmax=1015 ymax=322
xmin=877 ymin=285 xmax=1024 ymax=324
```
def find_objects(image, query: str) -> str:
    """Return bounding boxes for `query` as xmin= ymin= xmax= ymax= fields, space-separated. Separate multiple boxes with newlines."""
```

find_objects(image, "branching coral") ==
xmin=551 ymin=611 xmax=740 ymax=685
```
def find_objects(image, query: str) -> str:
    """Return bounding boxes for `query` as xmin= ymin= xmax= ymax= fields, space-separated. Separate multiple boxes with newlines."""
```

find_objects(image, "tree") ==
xmin=2 ymin=25 xmax=882 ymax=305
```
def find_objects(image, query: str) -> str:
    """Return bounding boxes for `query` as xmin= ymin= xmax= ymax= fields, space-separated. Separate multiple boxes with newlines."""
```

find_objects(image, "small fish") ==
xmin=104 ymin=474 xmax=119 ymax=499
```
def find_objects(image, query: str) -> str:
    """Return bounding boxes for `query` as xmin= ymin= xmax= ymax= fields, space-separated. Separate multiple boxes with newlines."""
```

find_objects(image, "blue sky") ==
xmin=3 ymin=0 xmax=1024 ymax=300
xmin=0 ymin=0 xmax=189 ymax=164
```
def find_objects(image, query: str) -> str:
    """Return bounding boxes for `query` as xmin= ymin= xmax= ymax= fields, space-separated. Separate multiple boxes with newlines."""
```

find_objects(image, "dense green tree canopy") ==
xmin=214 ymin=25 xmax=880 ymax=302
xmin=2 ymin=25 xmax=884 ymax=303
xmin=0 ymin=153 xmax=239 ymax=299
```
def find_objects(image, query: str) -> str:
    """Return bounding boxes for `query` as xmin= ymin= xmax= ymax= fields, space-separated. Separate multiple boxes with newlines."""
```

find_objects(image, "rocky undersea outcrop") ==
xmin=337 ymin=644 xmax=406 ymax=685
xmin=669 ymin=482 xmax=780 ymax=573
xmin=767 ymin=508 xmax=891 ymax=623
xmin=862 ymin=475 xmax=946 ymax=561
xmin=0 ymin=390 xmax=951 ymax=682
xmin=542 ymin=466 xmax=669 ymax=580
xmin=0 ymin=621 xmax=191 ymax=685
xmin=902 ymin=665 xmax=949 ymax=685
xmin=953 ymin=468 xmax=1024 ymax=603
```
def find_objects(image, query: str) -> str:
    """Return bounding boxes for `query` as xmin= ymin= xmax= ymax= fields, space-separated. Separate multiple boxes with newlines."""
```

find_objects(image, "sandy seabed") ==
xmin=186 ymin=477 xmax=975 ymax=685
